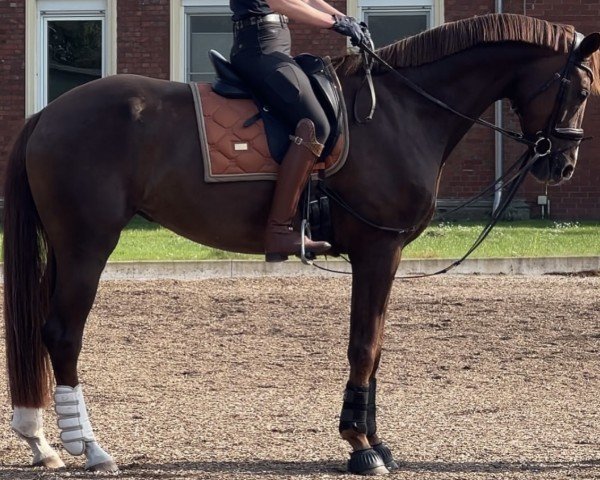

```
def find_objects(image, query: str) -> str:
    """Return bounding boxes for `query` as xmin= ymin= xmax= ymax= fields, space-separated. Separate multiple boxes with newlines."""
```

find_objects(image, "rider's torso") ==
xmin=231 ymin=21 xmax=291 ymax=57
xmin=230 ymin=0 xmax=274 ymax=21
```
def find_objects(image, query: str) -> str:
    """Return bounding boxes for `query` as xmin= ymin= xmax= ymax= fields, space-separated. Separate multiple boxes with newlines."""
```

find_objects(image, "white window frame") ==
xmin=170 ymin=0 xmax=231 ymax=82
xmin=349 ymin=0 xmax=444 ymax=33
xmin=185 ymin=6 xmax=233 ymax=83
xmin=25 ymin=0 xmax=117 ymax=115
xmin=361 ymin=6 xmax=432 ymax=47
xmin=40 ymin=13 xmax=105 ymax=107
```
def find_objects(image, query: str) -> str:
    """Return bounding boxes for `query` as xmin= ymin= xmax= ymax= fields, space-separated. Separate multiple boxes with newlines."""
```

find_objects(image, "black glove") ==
xmin=359 ymin=21 xmax=373 ymax=47
xmin=331 ymin=15 xmax=366 ymax=47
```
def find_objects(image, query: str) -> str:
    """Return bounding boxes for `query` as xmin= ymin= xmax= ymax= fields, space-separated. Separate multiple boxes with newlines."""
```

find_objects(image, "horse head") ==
xmin=512 ymin=32 xmax=600 ymax=185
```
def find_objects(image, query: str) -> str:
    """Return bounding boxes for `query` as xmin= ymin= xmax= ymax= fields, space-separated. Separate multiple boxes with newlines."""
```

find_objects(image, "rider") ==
xmin=229 ymin=0 xmax=366 ymax=262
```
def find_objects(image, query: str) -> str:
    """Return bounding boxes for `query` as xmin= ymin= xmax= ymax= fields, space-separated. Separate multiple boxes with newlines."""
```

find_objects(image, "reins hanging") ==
xmin=309 ymin=36 xmax=587 ymax=278
xmin=353 ymin=35 xmax=377 ymax=124
xmin=354 ymin=42 xmax=536 ymax=147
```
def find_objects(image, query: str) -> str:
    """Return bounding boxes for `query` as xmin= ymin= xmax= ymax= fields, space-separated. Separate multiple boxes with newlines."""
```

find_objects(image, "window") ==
xmin=186 ymin=7 xmax=233 ymax=83
xmin=171 ymin=0 xmax=233 ymax=82
xmin=351 ymin=0 xmax=443 ymax=49
xmin=26 ymin=0 xmax=116 ymax=114
xmin=42 ymin=15 xmax=104 ymax=104
xmin=363 ymin=7 xmax=430 ymax=47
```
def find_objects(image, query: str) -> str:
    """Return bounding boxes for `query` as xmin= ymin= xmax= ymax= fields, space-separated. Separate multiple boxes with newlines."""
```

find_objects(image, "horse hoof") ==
xmin=85 ymin=460 xmax=119 ymax=472
xmin=348 ymin=448 xmax=390 ymax=475
xmin=372 ymin=442 xmax=399 ymax=470
xmin=32 ymin=455 xmax=65 ymax=469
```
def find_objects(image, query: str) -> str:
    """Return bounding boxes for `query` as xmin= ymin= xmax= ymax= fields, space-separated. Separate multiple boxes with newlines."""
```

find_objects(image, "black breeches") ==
xmin=230 ymin=21 xmax=330 ymax=144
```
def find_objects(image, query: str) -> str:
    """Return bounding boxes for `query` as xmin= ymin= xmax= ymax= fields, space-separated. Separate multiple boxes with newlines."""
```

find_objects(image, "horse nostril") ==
xmin=561 ymin=165 xmax=574 ymax=179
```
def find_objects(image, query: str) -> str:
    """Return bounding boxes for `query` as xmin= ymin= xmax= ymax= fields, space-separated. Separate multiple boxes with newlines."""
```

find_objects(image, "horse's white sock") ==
xmin=54 ymin=385 xmax=114 ymax=469
xmin=11 ymin=407 xmax=64 ymax=466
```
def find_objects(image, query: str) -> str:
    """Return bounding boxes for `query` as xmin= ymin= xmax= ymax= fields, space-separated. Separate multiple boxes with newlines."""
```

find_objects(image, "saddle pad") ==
xmin=190 ymin=83 xmax=348 ymax=183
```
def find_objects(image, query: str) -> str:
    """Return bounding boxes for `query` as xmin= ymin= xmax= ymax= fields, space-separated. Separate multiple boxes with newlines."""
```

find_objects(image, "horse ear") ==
xmin=578 ymin=33 xmax=600 ymax=59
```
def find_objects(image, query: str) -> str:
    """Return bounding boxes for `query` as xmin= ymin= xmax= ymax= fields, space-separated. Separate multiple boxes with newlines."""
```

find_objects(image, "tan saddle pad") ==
xmin=189 ymin=62 xmax=349 ymax=183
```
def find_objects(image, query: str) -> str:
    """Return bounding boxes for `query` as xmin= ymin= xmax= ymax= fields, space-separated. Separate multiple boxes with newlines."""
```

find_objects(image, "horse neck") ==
xmin=359 ymin=43 xmax=552 ymax=159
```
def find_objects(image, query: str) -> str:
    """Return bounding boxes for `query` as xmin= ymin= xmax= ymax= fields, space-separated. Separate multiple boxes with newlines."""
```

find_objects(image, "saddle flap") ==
xmin=294 ymin=53 xmax=326 ymax=75
xmin=294 ymin=54 xmax=344 ymax=159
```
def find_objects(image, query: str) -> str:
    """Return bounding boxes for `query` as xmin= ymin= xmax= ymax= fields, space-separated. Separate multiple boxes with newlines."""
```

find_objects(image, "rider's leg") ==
xmin=264 ymin=118 xmax=331 ymax=261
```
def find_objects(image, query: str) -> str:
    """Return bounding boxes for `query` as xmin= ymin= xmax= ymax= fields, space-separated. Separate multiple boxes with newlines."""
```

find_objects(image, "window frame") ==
xmin=171 ymin=0 xmax=232 ymax=82
xmin=40 ymin=12 xmax=105 ymax=107
xmin=348 ymin=0 xmax=444 ymax=39
xmin=361 ymin=6 xmax=432 ymax=47
xmin=25 ymin=0 xmax=117 ymax=115
xmin=185 ymin=6 xmax=234 ymax=83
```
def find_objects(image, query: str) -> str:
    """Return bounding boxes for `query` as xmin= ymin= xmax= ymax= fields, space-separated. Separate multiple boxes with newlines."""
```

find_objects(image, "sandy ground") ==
xmin=0 ymin=275 xmax=599 ymax=479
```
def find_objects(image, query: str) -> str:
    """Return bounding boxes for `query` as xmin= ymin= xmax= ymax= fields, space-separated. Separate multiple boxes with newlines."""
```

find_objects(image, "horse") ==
xmin=3 ymin=13 xmax=599 ymax=475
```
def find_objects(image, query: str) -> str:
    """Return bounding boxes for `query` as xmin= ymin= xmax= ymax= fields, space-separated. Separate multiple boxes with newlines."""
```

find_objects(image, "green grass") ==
xmin=104 ymin=217 xmax=599 ymax=261
xmin=402 ymin=220 xmax=599 ymax=259
xmin=0 ymin=217 xmax=596 ymax=261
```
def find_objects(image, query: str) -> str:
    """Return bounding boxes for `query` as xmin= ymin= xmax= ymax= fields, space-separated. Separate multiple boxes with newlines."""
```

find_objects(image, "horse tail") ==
xmin=3 ymin=111 xmax=54 ymax=408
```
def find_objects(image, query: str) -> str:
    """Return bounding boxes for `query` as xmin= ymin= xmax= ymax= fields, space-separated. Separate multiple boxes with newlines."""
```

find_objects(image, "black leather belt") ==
xmin=233 ymin=13 xmax=289 ymax=31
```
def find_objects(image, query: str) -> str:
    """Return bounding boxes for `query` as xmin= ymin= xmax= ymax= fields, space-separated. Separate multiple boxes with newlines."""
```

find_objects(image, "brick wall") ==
xmin=503 ymin=0 xmax=600 ymax=219
xmin=117 ymin=0 xmax=170 ymax=79
xmin=0 ymin=0 xmax=598 ymax=218
xmin=0 ymin=1 xmax=26 ymax=183
xmin=291 ymin=0 xmax=600 ymax=219
xmin=289 ymin=0 xmax=347 ymax=57
xmin=428 ymin=0 xmax=599 ymax=219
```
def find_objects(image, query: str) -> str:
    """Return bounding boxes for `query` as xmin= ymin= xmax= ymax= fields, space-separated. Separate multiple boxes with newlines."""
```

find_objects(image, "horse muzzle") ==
xmin=529 ymin=128 xmax=582 ymax=185
xmin=531 ymin=149 xmax=577 ymax=185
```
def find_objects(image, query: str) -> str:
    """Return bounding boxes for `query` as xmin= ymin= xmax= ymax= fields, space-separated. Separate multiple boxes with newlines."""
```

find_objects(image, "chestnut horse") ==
xmin=4 ymin=14 xmax=599 ymax=475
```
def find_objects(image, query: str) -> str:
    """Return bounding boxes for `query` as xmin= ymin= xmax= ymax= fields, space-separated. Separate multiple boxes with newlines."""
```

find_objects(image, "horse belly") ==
xmin=142 ymin=178 xmax=275 ymax=255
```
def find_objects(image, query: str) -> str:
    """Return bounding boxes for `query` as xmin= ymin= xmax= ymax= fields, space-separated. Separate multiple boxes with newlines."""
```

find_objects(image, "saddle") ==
xmin=190 ymin=50 xmax=349 ymax=183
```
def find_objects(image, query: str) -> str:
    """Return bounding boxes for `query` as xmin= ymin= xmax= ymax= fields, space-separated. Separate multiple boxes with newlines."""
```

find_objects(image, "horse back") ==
xmin=25 ymin=74 xmax=274 ymax=253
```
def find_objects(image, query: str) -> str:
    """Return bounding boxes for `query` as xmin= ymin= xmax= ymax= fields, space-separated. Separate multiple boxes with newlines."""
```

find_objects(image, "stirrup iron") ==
xmin=300 ymin=219 xmax=314 ymax=265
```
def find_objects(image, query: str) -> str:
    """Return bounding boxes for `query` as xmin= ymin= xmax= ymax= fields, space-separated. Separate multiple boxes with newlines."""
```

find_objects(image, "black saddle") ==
xmin=208 ymin=50 xmax=343 ymax=162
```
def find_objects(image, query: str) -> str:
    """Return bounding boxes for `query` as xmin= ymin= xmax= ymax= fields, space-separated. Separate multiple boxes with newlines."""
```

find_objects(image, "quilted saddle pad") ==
xmin=190 ymin=83 xmax=349 ymax=183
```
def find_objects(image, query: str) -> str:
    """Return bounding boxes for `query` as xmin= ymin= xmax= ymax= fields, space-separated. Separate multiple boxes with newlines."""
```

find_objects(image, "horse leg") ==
xmin=41 ymin=244 xmax=119 ymax=472
xmin=10 ymin=408 xmax=65 ymax=468
xmin=339 ymin=239 xmax=401 ymax=475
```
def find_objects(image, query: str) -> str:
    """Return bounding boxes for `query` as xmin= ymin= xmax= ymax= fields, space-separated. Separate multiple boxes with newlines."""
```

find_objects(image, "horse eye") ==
xmin=580 ymin=89 xmax=590 ymax=99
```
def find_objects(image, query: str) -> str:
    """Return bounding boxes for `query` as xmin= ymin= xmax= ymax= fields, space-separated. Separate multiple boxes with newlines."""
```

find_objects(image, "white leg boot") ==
xmin=11 ymin=407 xmax=65 ymax=468
xmin=54 ymin=385 xmax=118 ymax=471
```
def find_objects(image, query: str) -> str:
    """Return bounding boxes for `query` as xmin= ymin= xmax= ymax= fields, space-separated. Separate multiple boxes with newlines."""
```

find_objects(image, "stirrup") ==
xmin=300 ymin=219 xmax=315 ymax=265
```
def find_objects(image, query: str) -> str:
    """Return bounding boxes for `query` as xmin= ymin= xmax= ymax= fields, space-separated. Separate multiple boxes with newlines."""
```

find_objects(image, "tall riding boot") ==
xmin=265 ymin=119 xmax=332 ymax=262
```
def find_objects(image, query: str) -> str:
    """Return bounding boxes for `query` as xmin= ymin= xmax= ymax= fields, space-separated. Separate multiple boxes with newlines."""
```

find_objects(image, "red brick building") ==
xmin=1 ymin=0 xmax=598 ymax=219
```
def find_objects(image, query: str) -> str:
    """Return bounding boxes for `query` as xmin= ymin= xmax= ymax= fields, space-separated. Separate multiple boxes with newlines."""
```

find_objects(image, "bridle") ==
xmin=310 ymin=32 xmax=594 ymax=276
xmin=509 ymin=33 xmax=593 ymax=178
xmin=354 ymin=33 xmax=592 ymax=158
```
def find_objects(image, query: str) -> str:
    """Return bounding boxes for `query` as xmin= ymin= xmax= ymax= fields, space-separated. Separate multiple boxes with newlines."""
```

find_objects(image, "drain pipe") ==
xmin=492 ymin=0 xmax=504 ymax=214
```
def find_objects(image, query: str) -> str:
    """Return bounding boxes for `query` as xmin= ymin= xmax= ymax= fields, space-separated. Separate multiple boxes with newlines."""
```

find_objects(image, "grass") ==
xmin=0 ymin=217 xmax=595 ymax=261
xmin=103 ymin=217 xmax=600 ymax=261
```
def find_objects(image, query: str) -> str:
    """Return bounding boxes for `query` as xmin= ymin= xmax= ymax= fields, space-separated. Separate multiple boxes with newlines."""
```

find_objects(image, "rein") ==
xmin=313 ymin=149 xmax=538 ymax=278
xmin=311 ymin=35 xmax=588 ymax=277
xmin=353 ymin=42 xmax=536 ymax=147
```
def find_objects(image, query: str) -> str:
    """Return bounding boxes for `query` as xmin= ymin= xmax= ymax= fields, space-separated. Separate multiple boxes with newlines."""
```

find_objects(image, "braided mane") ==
xmin=335 ymin=13 xmax=576 ymax=75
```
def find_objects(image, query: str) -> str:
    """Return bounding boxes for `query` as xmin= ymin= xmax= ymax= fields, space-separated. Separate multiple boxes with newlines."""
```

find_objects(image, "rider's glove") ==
xmin=331 ymin=15 xmax=366 ymax=47
xmin=359 ymin=21 xmax=373 ymax=47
